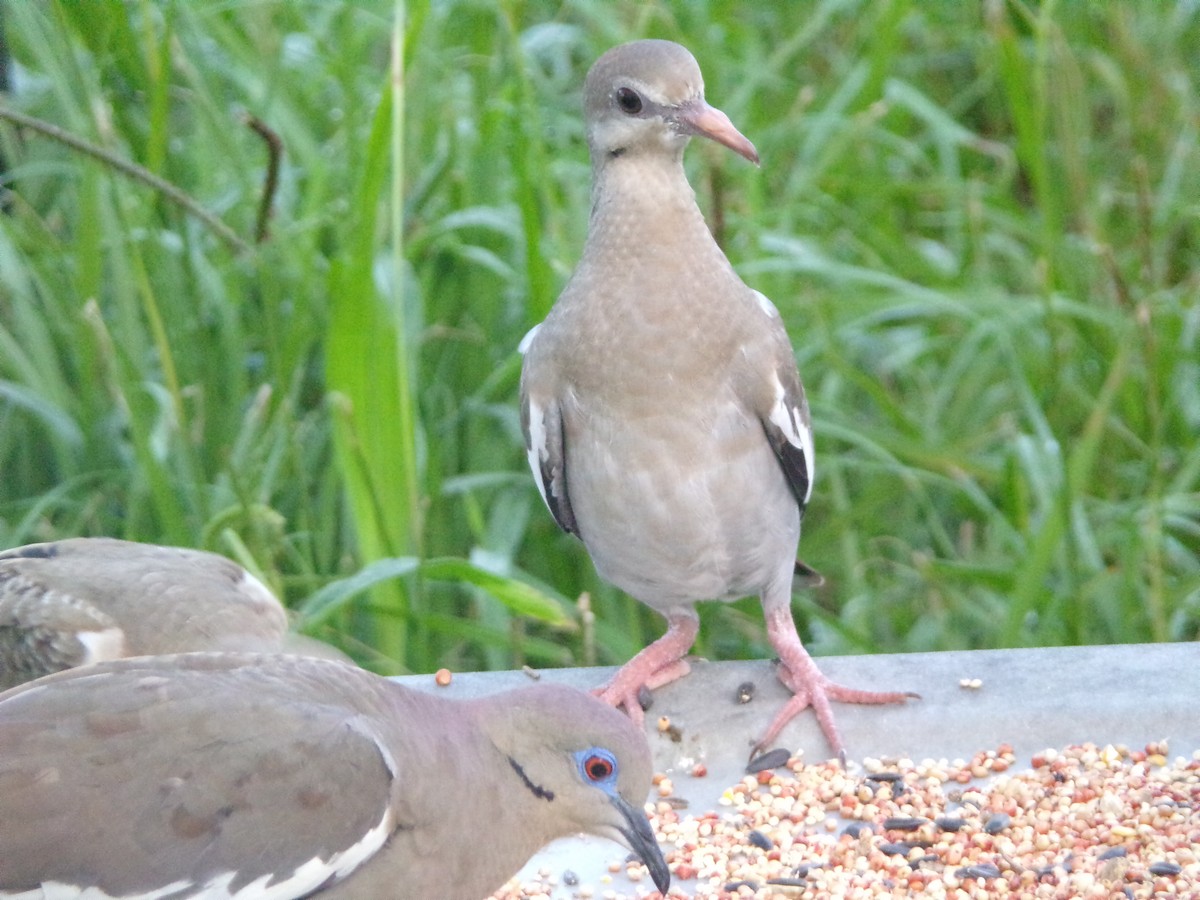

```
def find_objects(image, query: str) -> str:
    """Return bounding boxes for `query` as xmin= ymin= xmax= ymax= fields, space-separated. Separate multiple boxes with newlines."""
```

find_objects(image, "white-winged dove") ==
xmin=0 ymin=538 xmax=311 ymax=689
xmin=0 ymin=652 xmax=669 ymax=899
xmin=520 ymin=39 xmax=911 ymax=759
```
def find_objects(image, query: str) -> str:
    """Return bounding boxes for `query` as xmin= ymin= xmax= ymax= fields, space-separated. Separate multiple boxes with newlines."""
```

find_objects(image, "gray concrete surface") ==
xmin=397 ymin=642 xmax=1200 ymax=897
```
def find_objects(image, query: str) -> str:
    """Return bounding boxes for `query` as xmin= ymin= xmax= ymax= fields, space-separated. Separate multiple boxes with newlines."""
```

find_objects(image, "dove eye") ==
xmin=615 ymin=87 xmax=643 ymax=115
xmin=582 ymin=751 xmax=615 ymax=782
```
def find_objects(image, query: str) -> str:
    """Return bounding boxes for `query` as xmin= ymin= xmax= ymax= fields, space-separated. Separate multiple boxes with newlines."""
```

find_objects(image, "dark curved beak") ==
xmin=675 ymin=99 xmax=760 ymax=165
xmin=611 ymin=793 xmax=671 ymax=893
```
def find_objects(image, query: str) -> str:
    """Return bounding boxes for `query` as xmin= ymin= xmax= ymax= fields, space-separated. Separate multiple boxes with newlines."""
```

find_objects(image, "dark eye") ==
xmin=584 ymin=753 xmax=615 ymax=782
xmin=615 ymin=87 xmax=643 ymax=115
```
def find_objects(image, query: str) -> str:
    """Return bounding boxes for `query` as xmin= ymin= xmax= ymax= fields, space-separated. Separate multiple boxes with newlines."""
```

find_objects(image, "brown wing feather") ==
xmin=0 ymin=654 xmax=396 ymax=896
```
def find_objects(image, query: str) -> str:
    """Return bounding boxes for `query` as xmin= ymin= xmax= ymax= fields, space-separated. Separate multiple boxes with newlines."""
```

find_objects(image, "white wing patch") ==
xmin=517 ymin=323 xmax=542 ymax=355
xmin=227 ymin=802 xmax=394 ymax=898
xmin=524 ymin=397 xmax=551 ymax=511
xmin=235 ymin=570 xmax=283 ymax=611
xmin=768 ymin=374 xmax=815 ymax=504
xmin=751 ymin=289 xmax=781 ymax=319
xmin=5 ymin=880 xmax=193 ymax=899
xmin=74 ymin=627 xmax=126 ymax=665
xmin=6 ymin=803 xmax=396 ymax=900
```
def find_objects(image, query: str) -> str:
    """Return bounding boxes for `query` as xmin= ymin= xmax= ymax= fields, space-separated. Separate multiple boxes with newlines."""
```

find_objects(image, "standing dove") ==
xmin=520 ymin=39 xmax=910 ymax=758
xmin=0 ymin=652 xmax=669 ymax=899
xmin=0 ymin=537 xmax=341 ymax=689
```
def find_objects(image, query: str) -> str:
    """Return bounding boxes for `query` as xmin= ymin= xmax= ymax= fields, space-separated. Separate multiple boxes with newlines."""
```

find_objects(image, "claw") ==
xmin=591 ymin=613 xmax=700 ymax=727
xmin=762 ymin=606 xmax=914 ymax=760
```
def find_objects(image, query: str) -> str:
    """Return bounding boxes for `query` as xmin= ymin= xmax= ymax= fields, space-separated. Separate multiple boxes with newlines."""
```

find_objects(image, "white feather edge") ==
xmin=751 ymin=289 xmax=781 ymax=319
xmin=768 ymin=373 xmax=815 ymax=504
xmin=519 ymin=323 xmax=554 ymax=513
xmin=517 ymin=323 xmax=542 ymax=355
xmin=234 ymin=568 xmax=284 ymax=611
xmin=5 ymin=732 xmax=399 ymax=900
xmin=5 ymin=805 xmax=394 ymax=900
xmin=74 ymin=627 xmax=126 ymax=665
xmin=524 ymin=398 xmax=552 ymax=512
xmin=754 ymin=290 xmax=813 ymax=503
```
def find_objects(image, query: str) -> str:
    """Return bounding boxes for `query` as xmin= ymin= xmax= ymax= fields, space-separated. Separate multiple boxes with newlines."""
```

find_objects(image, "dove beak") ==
xmin=611 ymin=793 xmax=671 ymax=893
xmin=676 ymin=99 xmax=760 ymax=164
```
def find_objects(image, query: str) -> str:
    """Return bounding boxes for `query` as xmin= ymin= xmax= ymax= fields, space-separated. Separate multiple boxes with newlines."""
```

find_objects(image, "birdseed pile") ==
xmin=492 ymin=740 xmax=1199 ymax=899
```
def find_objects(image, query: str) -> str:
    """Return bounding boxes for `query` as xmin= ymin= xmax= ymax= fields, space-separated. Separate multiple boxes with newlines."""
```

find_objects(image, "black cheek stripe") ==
xmin=509 ymin=756 xmax=555 ymax=802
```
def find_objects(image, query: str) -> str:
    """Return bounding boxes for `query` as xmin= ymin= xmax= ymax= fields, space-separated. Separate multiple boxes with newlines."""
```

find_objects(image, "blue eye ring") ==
xmin=576 ymin=748 xmax=618 ymax=785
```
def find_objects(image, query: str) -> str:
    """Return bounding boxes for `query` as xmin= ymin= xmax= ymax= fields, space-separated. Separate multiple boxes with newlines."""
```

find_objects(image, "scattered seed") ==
xmin=724 ymin=880 xmax=759 ymax=891
xmin=562 ymin=870 xmax=578 ymax=886
xmin=958 ymin=863 xmax=1002 ymax=879
xmin=1035 ymin=866 xmax=1057 ymax=882
xmin=745 ymin=746 xmax=791 ymax=773
xmin=1099 ymin=852 xmax=1130 ymax=883
xmin=690 ymin=762 xmax=707 ymax=778
xmin=735 ymin=681 xmax=756 ymax=704
xmin=882 ymin=816 xmax=927 ymax=832
xmin=959 ymin=677 xmax=983 ymax=689
xmin=865 ymin=771 xmax=904 ymax=784
xmin=1149 ymin=861 xmax=1182 ymax=876
xmin=520 ymin=665 xmax=540 ymax=680
xmin=841 ymin=822 xmax=874 ymax=839
xmin=935 ymin=816 xmax=966 ymax=832
xmin=434 ymin=668 xmax=452 ymax=686
xmin=490 ymin=740 xmax=1200 ymax=900
xmin=636 ymin=684 xmax=653 ymax=711
xmin=983 ymin=812 xmax=1010 ymax=833
xmin=654 ymin=716 xmax=683 ymax=742
xmin=746 ymin=829 xmax=774 ymax=850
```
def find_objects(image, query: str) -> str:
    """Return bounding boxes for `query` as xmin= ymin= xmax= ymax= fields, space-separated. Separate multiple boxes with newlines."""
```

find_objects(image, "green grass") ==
xmin=0 ymin=1 xmax=1196 ymax=675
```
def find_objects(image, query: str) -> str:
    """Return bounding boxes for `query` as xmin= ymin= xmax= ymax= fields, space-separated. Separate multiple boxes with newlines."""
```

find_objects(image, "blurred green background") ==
xmin=0 ymin=1 xmax=1196 ymax=675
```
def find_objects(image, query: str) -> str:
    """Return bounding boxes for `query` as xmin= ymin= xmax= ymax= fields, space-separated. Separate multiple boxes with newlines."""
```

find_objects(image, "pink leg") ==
xmin=759 ymin=606 xmax=915 ymax=760
xmin=594 ymin=613 xmax=699 ymax=727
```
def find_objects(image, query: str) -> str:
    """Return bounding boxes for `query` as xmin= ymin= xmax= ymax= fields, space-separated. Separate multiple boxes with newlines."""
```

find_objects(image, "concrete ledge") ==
xmin=397 ymin=643 xmax=1199 ymax=897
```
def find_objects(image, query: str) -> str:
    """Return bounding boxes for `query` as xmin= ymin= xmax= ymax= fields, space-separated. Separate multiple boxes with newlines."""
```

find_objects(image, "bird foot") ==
xmin=593 ymin=658 xmax=691 ymax=727
xmin=761 ymin=604 xmax=915 ymax=761
xmin=592 ymin=614 xmax=700 ymax=727
xmin=755 ymin=661 xmax=917 ymax=763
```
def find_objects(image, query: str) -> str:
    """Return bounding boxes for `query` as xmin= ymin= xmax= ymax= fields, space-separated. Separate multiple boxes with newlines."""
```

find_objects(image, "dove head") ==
xmin=583 ymin=39 xmax=758 ymax=167
xmin=473 ymin=683 xmax=671 ymax=893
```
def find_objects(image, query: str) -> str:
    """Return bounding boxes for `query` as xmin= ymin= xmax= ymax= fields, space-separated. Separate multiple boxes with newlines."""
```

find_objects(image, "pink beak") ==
xmin=676 ymin=100 xmax=760 ymax=165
